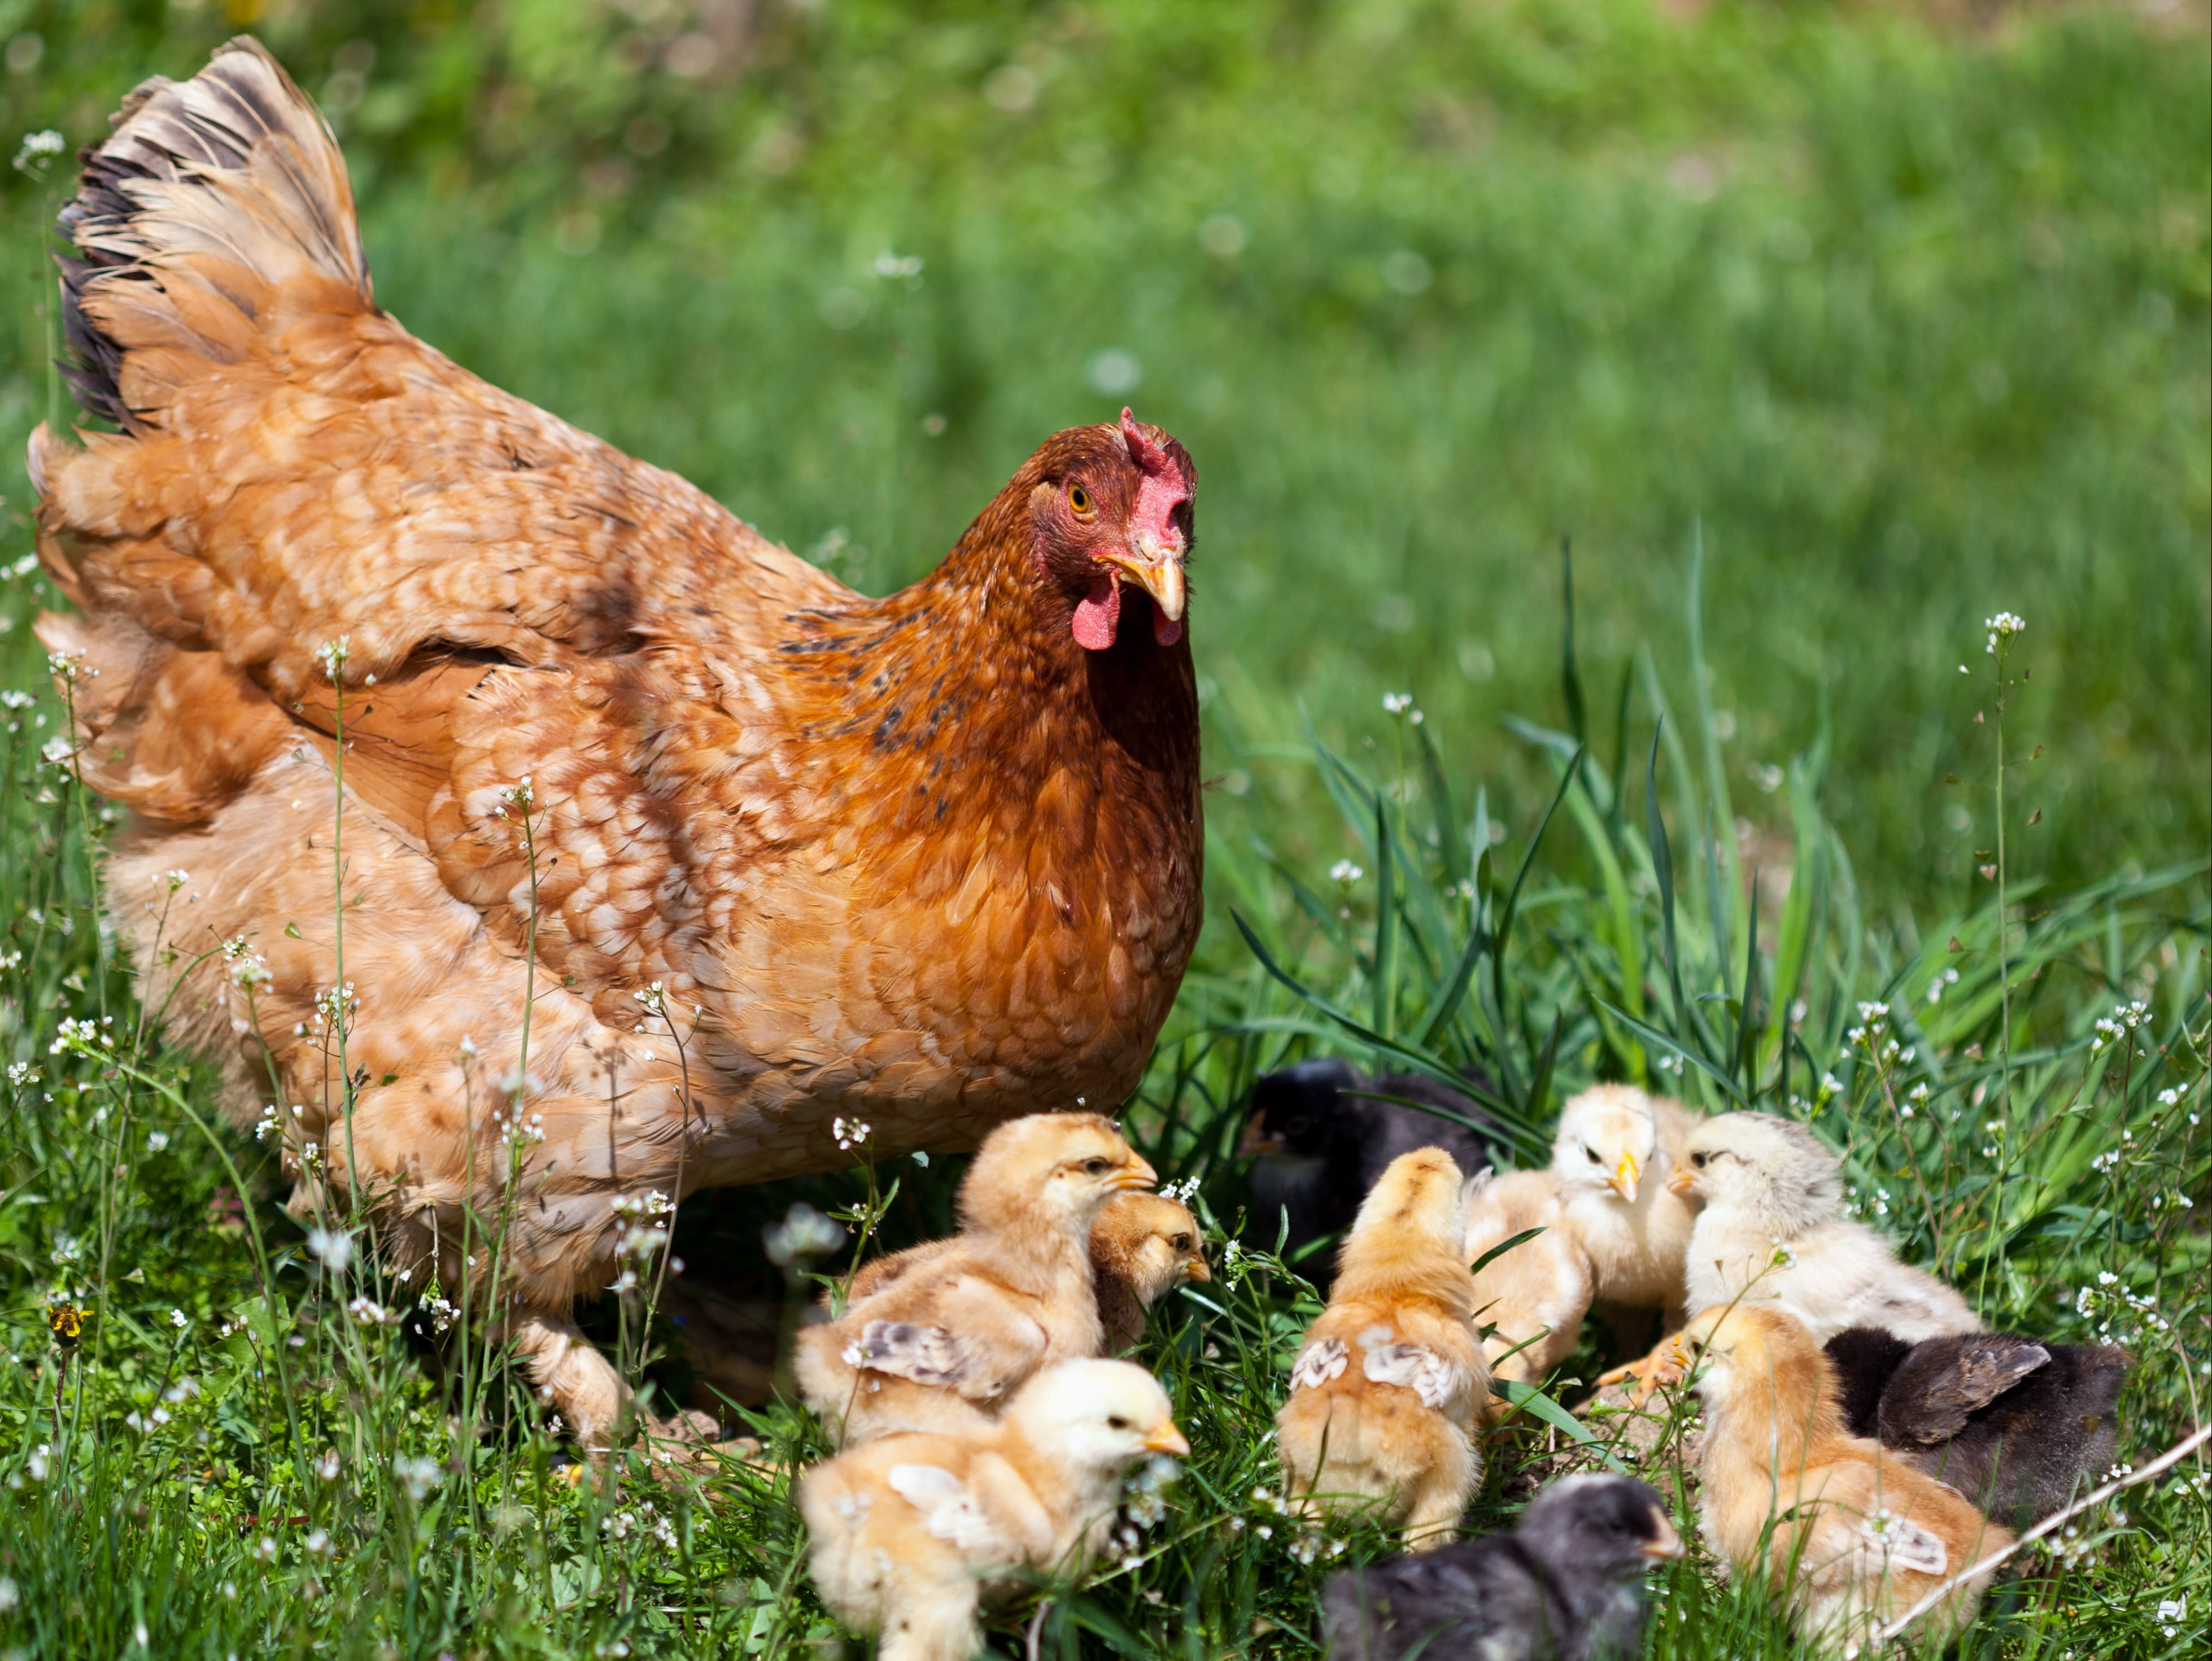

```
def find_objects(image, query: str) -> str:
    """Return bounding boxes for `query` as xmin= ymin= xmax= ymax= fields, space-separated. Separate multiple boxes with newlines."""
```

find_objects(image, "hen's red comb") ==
xmin=1121 ymin=408 xmax=1176 ymax=479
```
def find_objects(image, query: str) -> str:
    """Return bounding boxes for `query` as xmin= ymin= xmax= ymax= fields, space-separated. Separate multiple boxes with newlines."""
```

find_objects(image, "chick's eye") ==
xmin=1068 ymin=483 xmax=1094 ymax=517
xmin=1107 ymin=1415 xmax=1129 ymax=1430
xmin=1171 ymin=1235 xmax=1191 ymax=1251
xmin=1691 ymin=1152 xmax=1708 ymax=1167
xmin=1082 ymin=1158 xmax=1111 ymax=1176
xmin=1585 ymin=1146 xmax=1602 ymax=1163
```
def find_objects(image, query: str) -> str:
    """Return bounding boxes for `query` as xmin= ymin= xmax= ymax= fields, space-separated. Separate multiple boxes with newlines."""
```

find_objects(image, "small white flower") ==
xmin=1329 ymin=860 xmax=1363 ymax=885
xmin=145 ymin=1131 xmax=170 ymax=1153
xmin=764 ymin=1201 xmax=845 ymax=1268
xmin=169 ymin=1309 xmax=190 ymax=1331
xmin=392 ymin=1454 xmax=443 ymax=1501
xmin=1381 ymin=691 xmax=1413 ymax=716
xmin=1983 ymin=611 xmax=2025 ymax=655
xmin=12 ymin=129 xmax=64 ymax=174
xmin=315 ymin=1449 xmax=341 ymax=1481
xmin=306 ymin=1228 xmax=355 ymax=1275
xmin=312 ymin=637 xmax=351 ymax=681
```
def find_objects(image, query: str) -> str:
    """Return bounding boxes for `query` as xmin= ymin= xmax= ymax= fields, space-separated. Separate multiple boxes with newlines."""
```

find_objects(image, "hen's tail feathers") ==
xmin=56 ymin=35 xmax=368 ymax=433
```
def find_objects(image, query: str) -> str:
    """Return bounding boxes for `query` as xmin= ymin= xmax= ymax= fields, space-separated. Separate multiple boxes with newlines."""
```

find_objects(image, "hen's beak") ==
xmin=1608 ymin=1151 xmax=1641 ymax=1204
xmin=1667 ymin=1167 xmax=1699 ymax=1197
xmin=1143 ymin=1421 xmax=1192 ymax=1457
xmin=1097 ymin=534 xmax=1186 ymax=625
xmin=1643 ymin=1510 xmax=1686 ymax=1560
xmin=1111 ymin=1157 xmax=1160 ymax=1192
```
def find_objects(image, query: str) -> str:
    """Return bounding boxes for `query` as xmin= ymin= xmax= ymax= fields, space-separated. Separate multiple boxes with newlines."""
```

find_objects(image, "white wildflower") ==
xmin=1329 ymin=859 xmax=1363 ymax=885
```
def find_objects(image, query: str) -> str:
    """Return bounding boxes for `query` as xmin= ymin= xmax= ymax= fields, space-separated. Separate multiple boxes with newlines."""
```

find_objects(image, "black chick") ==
xmin=1823 ymin=1326 xmax=2130 ymax=1528
xmin=1241 ymin=1058 xmax=1504 ymax=1290
xmin=1324 ymin=1475 xmax=1682 ymax=1661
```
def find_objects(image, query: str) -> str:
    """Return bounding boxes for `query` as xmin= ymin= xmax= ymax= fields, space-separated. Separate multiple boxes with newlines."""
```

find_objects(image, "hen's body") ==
xmin=36 ymin=41 xmax=1201 ymax=1437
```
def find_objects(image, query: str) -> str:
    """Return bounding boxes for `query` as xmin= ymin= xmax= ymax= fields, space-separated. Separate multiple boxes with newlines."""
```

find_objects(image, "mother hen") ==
xmin=32 ymin=40 xmax=1202 ymax=1440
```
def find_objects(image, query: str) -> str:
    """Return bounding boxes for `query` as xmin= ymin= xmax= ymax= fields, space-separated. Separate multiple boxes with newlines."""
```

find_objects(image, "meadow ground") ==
xmin=0 ymin=3 xmax=2206 ymax=1657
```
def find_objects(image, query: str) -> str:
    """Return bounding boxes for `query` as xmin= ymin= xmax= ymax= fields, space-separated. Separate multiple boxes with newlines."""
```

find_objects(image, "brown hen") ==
xmin=33 ymin=40 xmax=1202 ymax=1442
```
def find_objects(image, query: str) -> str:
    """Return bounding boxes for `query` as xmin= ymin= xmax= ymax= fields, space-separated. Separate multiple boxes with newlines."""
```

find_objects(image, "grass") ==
xmin=0 ymin=2 xmax=2207 ymax=1658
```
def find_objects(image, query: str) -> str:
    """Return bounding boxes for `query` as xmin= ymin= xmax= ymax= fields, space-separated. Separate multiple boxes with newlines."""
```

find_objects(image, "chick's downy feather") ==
xmin=795 ymin=1114 xmax=1155 ymax=1443
xmin=36 ymin=41 xmax=1202 ymax=1442
xmin=799 ymin=1359 xmax=1187 ymax=1661
xmin=1277 ymin=1149 xmax=1489 ymax=1550
xmin=1550 ymin=1085 xmax=1699 ymax=1320
xmin=1462 ymin=1167 xmax=1594 ymax=1410
xmin=1674 ymin=1114 xmax=1980 ymax=1344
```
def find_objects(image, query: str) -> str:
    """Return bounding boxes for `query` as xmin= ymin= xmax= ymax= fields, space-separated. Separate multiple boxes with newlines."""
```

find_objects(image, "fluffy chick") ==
xmin=1243 ymin=1058 xmax=1504 ymax=1290
xmin=1550 ymin=1085 xmax=1700 ymax=1321
xmin=841 ymin=1191 xmax=1208 ymax=1353
xmin=1463 ymin=1167 xmax=1595 ymax=1411
xmin=1825 ymin=1326 xmax=2130 ymax=1527
xmin=1676 ymin=1304 xmax=2012 ymax=1656
xmin=1277 ymin=1148 xmax=1489 ymax=1549
xmin=1324 ymin=1475 xmax=1683 ymax=1661
xmin=1088 ymin=1192 xmax=1211 ymax=1351
xmin=1673 ymin=1113 xmax=1980 ymax=1344
xmin=799 ymin=1358 xmax=1188 ymax=1661
xmin=795 ymin=1113 xmax=1155 ymax=1445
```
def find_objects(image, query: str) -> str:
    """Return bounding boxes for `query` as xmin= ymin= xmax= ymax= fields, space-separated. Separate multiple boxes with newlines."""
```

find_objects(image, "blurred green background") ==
xmin=2 ymin=0 xmax=2206 ymax=914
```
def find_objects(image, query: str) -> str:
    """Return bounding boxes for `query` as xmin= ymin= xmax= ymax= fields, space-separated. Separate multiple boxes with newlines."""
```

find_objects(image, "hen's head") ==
xmin=1024 ymin=408 xmax=1196 ymax=652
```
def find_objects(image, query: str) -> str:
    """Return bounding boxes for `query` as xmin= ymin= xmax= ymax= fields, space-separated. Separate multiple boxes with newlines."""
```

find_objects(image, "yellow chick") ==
xmin=1087 ymin=1192 xmax=1211 ymax=1352
xmin=795 ymin=1113 xmax=1157 ymax=1445
xmin=1277 ymin=1148 xmax=1489 ymax=1550
xmin=843 ymin=1191 xmax=1207 ymax=1355
xmin=1672 ymin=1303 xmax=2013 ymax=1656
xmin=1672 ymin=1113 xmax=1979 ymax=1344
xmin=1461 ymin=1167 xmax=1594 ymax=1415
xmin=1550 ymin=1084 xmax=1700 ymax=1321
xmin=799 ymin=1358 xmax=1188 ymax=1661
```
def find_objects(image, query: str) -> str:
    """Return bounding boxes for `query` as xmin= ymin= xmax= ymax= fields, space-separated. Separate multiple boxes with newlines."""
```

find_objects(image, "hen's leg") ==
xmin=500 ymin=1309 xmax=629 ymax=1448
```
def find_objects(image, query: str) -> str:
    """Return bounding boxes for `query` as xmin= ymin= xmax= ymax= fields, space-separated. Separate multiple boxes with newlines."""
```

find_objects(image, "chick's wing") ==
xmin=884 ymin=1463 xmax=1011 ymax=1556
xmin=1889 ymin=1337 xmax=2052 ymax=1443
xmin=1360 ymin=1340 xmax=1473 ymax=1411
xmin=1289 ymin=1336 xmax=1350 ymax=1393
xmin=853 ymin=1271 xmax=1052 ymax=1401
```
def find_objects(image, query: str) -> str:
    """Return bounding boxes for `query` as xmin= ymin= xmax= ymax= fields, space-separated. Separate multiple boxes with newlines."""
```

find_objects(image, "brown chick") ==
xmin=799 ymin=1358 xmax=1188 ymax=1661
xmin=1550 ymin=1085 xmax=1700 ymax=1324
xmin=1278 ymin=1149 xmax=1489 ymax=1550
xmin=795 ymin=1114 xmax=1155 ymax=1444
xmin=1087 ymin=1192 xmax=1211 ymax=1352
xmin=843 ymin=1191 xmax=1208 ymax=1354
xmin=1674 ymin=1304 xmax=2012 ymax=1656
xmin=36 ymin=41 xmax=1202 ymax=1446
xmin=1462 ymin=1168 xmax=1594 ymax=1418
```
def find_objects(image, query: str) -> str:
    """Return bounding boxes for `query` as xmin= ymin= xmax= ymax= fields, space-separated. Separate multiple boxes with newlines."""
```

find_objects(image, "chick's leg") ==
xmin=1396 ymin=1430 xmax=1478 ymax=1553
xmin=877 ymin=1577 xmax=983 ymax=1661
xmin=499 ymin=1308 xmax=627 ymax=1449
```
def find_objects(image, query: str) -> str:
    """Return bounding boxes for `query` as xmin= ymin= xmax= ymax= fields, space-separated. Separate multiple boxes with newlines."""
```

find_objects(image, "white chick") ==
xmin=1461 ymin=1167 xmax=1594 ymax=1415
xmin=795 ymin=1113 xmax=1157 ymax=1445
xmin=1277 ymin=1148 xmax=1489 ymax=1550
xmin=1672 ymin=1113 xmax=1979 ymax=1344
xmin=800 ymin=1358 xmax=1188 ymax=1661
xmin=1550 ymin=1084 xmax=1700 ymax=1321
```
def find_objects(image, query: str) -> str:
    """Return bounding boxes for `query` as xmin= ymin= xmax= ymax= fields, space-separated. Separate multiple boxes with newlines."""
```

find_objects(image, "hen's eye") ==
xmin=1068 ymin=483 xmax=1094 ymax=517
xmin=1082 ymin=1157 xmax=1111 ymax=1176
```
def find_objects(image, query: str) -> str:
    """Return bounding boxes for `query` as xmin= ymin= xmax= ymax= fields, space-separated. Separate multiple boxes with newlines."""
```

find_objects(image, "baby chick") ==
xmin=799 ymin=1358 xmax=1188 ymax=1661
xmin=1825 ymin=1326 xmax=2130 ymax=1527
xmin=1550 ymin=1085 xmax=1700 ymax=1321
xmin=841 ymin=1190 xmax=1208 ymax=1353
xmin=1324 ymin=1474 xmax=1683 ymax=1661
xmin=1242 ymin=1057 xmax=1504 ymax=1289
xmin=1463 ymin=1167 xmax=1595 ymax=1410
xmin=1277 ymin=1148 xmax=1489 ymax=1550
xmin=1675 ymin=1303 xmax=2012 ymax=1656
xmin=1088 ymin=1191 xmax=1211 ymax=1351
xmin=795 ymin=1113 xmax=1156 ymax=1445
xmin=1672 ymin=1113 xmax=1980 ymax=1344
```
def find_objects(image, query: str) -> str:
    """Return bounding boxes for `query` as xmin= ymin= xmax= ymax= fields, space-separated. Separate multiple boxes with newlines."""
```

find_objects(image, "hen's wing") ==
xmin=1881 ymin=1336 xmax=2050 ymax=1445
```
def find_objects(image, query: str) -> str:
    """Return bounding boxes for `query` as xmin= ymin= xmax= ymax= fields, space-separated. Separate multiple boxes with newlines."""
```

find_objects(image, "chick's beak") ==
xmin=1608 ymin=1151 xmax=1641 ymax=1204
xmin=1667 ymin=1167 xmax=1698 ymax=1197
xmin=1182 ymin=1255 xmax=1212 ymax=1284
xmin=1111 ymin=1156 xmax=1159 ymax=1192
xmin=1236 ymin=1118 xmax=1283 ymax=1158
xmin=1643 ymin=1510 xmax=1686 ymax=1560
xmin=1097 ymin=534 xmax=1186 ymax=625
xmin=1142 ymin=1420 xmax=1191 ymax=1457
